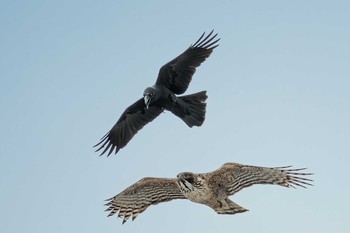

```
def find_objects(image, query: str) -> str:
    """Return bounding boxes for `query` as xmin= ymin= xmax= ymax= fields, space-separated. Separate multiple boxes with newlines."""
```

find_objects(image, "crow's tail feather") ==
xmin=171 ymin=91 xmax=207 ymax=127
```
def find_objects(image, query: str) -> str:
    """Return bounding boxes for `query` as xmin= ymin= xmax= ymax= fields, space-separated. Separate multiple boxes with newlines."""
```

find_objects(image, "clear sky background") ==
xmin=1 ymin=1 xmax=349 ymax=232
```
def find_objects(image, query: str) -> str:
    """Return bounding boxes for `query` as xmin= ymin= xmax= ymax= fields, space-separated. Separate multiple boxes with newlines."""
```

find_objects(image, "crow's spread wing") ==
xmin=94 ymin=98 xmax=163 ymax=156
xmin=156 ymin=30 xmax=220 ymax=94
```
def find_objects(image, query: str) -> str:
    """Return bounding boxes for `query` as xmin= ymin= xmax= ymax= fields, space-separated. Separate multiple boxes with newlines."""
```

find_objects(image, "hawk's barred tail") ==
xmin=214 ymin=198 xmax=249 ymax=215
xmin=171 ymin=91 xmax=208 ymax=127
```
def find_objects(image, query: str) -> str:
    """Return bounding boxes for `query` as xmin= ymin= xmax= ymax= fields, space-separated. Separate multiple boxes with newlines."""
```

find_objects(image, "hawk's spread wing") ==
xmin=94 ymin=98 xmax=163 ymax=156
xmin=211 ymin=163 xmax=313 ymax=196
xmin=156 ymin=30 xmax=220 ymax=94
xmin=105 ymin=178 xmax=186 ymax=224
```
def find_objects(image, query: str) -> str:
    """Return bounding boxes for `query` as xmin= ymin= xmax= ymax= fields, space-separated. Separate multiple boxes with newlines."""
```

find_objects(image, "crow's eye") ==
xmin=149 ymin=93 xmax=153 ymax=97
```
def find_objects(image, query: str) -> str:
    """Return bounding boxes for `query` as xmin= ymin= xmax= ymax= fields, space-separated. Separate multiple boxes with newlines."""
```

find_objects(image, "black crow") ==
xmin=94 ymin=31 xmax=220 ymax=156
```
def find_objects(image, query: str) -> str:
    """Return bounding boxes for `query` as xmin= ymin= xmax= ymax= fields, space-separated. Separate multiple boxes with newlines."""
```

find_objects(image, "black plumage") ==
xmin=94 ymin=31 xmax=220 ymax=156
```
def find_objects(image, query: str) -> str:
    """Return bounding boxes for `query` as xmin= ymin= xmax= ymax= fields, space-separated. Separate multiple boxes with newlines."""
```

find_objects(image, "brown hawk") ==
xmin=105 ymin=162 xmax=313 ymax=224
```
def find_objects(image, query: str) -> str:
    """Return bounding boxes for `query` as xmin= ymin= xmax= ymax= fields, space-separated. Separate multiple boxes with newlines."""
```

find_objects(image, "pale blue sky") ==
xmin=1 ymin=1 xmax=349 ymax=232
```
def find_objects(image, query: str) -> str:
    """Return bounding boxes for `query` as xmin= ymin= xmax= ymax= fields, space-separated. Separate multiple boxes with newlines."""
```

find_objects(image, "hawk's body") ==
xmin=105 ymin=162 xmax=313 ymax=224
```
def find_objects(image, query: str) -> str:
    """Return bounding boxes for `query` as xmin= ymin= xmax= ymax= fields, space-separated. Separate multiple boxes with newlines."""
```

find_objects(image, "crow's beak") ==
xmin=144 ymin=95 xmax=151 ymax=109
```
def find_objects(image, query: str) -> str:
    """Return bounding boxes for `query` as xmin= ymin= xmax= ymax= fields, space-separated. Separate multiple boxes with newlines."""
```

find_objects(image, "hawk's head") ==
xmin=177 ymin=172 xmax=204 ymax=193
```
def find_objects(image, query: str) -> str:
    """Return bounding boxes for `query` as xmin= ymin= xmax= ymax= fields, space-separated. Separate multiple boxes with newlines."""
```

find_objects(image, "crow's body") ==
xmin=95 ymin=31 xmax=220 ymax=156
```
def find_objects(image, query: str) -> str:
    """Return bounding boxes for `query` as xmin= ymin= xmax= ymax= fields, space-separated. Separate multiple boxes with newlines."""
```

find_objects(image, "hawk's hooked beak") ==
xmin=177 ymin=173 xmax=194 ymax=191
xmin=177 ymin=173 xmax=189 ymax=183
xmin=144 ymin=95 xmax=151 ymax=109
xmin=177 ymin=173 xmax=184 ymax=180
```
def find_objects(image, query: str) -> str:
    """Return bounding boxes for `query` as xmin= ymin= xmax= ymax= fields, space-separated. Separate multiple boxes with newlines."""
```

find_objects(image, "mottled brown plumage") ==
xmin=105 ymin=162 xmax=313 ymax=224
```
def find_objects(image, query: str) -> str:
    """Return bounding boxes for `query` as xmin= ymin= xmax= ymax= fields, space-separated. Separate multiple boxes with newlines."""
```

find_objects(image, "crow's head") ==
xmin=143 ymin=87 xmax=157 ymax=109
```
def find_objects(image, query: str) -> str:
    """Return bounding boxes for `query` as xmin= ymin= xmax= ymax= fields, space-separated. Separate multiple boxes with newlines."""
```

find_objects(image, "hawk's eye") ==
xmin=186 ymin=175 xmax=194 ymax=183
